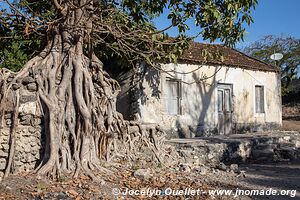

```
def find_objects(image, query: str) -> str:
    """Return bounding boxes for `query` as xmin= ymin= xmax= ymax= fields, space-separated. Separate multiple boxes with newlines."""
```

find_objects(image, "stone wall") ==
xmin=282 ymin=102 xmax=300 ymax=120
xmin=0 ymin=73 xmax=43 ymax=180
xmin=167 ymin=131 xmax=300 ymax=167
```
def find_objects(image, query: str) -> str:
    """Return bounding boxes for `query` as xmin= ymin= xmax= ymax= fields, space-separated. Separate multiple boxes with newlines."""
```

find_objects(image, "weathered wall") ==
xmin=132 ymin=63 xmax=282 ymax=137
xmin=0 ymin=74 xmax=43 ymax=180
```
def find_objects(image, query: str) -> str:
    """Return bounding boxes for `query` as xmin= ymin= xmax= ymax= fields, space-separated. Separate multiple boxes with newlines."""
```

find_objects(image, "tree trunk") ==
xmin=0 ymin=0 xmax=167 ymax=180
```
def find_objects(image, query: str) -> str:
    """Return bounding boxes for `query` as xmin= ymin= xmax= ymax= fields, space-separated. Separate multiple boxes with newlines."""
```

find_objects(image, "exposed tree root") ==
xmin=0 ymin=0 xmax=177 ymax=181
xmin=4 ymin=90 xmax=19 ymax=178
xmin=0 ymin=41 xmax=172 ymax=182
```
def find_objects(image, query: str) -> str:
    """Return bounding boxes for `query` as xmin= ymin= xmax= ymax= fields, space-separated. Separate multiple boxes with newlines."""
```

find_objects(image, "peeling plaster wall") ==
xmin=134 ymin=63 xmax=282 ymax=137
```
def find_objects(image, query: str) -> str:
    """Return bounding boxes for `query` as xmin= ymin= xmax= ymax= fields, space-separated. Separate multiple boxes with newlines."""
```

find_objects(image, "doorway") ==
xmin=217 ymin=84 xmax=233 ymax=135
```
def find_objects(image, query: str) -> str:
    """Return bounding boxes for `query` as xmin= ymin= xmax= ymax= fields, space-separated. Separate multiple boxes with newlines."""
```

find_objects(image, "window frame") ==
xmin=254 ymin=85 xmax=265 ymax=114
xmin=165 ymin=78 xmax=182 ymax=115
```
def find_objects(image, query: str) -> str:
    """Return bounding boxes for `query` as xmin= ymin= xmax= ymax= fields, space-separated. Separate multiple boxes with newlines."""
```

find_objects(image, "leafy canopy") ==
xmin=244 ymin=35 xmax=300 ymax=97
xmin=243 ymin=35 xmax=300 ymax=93
xmin=1 ymin=0 xmax=258 ymax=71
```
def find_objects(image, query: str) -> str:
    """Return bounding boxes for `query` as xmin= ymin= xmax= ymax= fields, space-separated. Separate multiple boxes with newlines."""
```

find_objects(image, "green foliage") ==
xmin=0 ymin=0 xmax=258 ymax=71
xmin=121 ymin=0 xmax=257 ymax=46
xmin=0 ymin=29 xmax=43 ymax=71
xmin=0 ymin=41 xmax=28 ymax=72
xmin=0 ymin=0 xmax=47 ymax=71
xmin=243 ymin=35 xmax=300 ymax=96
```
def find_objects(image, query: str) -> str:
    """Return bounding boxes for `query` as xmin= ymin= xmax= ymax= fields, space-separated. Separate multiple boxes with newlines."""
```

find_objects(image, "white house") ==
xmin=116 ymin=42 xmax=282 ymax=137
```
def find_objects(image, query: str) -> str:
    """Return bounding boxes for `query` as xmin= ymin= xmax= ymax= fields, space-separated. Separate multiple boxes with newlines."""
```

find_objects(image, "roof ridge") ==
xmin=179 ymin=41 xmax=279 ymax=73
xmin=230 ymin=47 xmax=278 ymax=70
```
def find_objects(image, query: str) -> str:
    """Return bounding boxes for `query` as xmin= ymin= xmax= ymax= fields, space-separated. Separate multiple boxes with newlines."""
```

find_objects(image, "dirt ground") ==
xmin=282 ymin=120 xmax=300 ymax=131
xmin=0 ymin=167 xmax=229 ymax=200
xmin=0 ymin=161 xmax=299 ymax=200
xmin=0 ymin=114 xmax=299 ymax=199
xmin=238 ymin=162 xmax=300 ymax=200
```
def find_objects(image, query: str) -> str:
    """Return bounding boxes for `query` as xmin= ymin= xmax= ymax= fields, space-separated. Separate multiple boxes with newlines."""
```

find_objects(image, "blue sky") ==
xmin=1 ymin=0 xmax=299 ymax=49
xmin=153 ymin=0 xmax=300 ymax=49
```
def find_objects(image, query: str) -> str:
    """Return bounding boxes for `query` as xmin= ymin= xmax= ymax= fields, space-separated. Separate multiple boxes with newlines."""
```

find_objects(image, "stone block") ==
xmin=26 ymin=154 xmax=37 ymax=162
xmin=22 ymin=76 xmax=35 ymax=85
xmin=1 ymin=138 xmax=8 ymax=144
xmin=27 ymin=83 xmax=38 ymax=92
xmin=19 ymin=95 xmax=37 ymax=104
xmin=19 ymin=115 xmax=33 ymax=126
xmin=12 ymin=83 xmax=21 ymax=90
xmin=6 ymin=119 xmax=12 ymax=126
xmin=179 ymin=163 xmax=191 ymax=173
xmin=230 ymin=164 xmax=239 ymax=173
xmin=4 ymin=113 xmax=12 ymax=119
xmin=196 ymin=166 xmax=210 ymax=175
xmin=0 ymin=150 xmax=8 ymax=157
xmin=251 ymin=149 xmax=274 ymax=160
xmin=28 ymin=127 xmax=36 ymax=133
xmin=283 ymin=136 xmax=291 ymax=141
xmin=1 ymin=129 xmax=10 ymax=136
xmin=14 ymin=160 xmax=23 ymax=167
xmin=275 ymin=147 xmax=296 ymax=160
xmin=0 ymin=144 xmax=9 ymax=152
xmin=33 ymin=118 xmax=42 ymax=126
xmin=0 ymin=158 xmax=7 ymax=170
xmin=34 ymin=153 xmax=40 ymax=159
xmin=19 ymin=102 xmax=37 ymax=115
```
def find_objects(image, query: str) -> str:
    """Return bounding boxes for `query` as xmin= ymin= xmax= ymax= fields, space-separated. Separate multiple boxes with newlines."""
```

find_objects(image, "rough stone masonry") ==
xmin=0 ymin=73 xmax=43 ymax=180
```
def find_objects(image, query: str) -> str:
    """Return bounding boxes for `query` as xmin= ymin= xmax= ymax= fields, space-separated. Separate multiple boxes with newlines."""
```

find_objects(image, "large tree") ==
xmin=0 ymin=0 xmax=257 ymax=179
xmin=243 ymin=35 xmax=300 ymax=92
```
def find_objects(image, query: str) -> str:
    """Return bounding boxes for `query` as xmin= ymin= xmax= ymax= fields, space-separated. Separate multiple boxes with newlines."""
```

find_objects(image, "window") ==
xmin=165 ymin=79 xmax=182 ymax=115
xmin=255 ymin=85 xmax=264 ymax=113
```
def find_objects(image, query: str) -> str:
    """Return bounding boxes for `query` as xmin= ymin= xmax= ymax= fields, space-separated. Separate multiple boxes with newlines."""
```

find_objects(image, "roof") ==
xmin=178 ymin=42 xmax=280 ymax=73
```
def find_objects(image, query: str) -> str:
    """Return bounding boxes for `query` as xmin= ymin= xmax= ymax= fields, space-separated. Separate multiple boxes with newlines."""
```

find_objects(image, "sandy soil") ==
xmin=0 ymin=162 xmax=299 ymax=200
xmin=282 ymin=120 xmax=300 ymax=131
xmin=217 ymin=162 xmax=300 ymax=200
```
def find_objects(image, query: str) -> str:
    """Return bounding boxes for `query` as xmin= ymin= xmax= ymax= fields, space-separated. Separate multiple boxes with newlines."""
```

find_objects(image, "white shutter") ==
xmin=255 ymin=86 xmax=264 ymax=113
xmin=165 ymin=80 xmax=181 ymax=115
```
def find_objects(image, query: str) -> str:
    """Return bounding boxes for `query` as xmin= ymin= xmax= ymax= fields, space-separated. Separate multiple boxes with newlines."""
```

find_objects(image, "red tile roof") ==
xmin=179 ymin=42 xmax=280 ymax=73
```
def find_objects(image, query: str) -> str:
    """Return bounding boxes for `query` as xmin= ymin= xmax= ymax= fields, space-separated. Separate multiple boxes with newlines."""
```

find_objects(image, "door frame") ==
xmin=217 ymin=83 xmax=233 ymax=135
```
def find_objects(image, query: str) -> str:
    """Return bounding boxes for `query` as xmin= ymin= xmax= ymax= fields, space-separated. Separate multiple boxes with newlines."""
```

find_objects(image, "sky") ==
xmin=153 ymin=0 xmax=300 ymax=49
xmin=1 ymin=0 xmax=299 ymax=49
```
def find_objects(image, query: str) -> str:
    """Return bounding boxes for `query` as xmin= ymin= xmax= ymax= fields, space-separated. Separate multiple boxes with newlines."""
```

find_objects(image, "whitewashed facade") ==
xmin=116 ymin=44 xmax=282 ymax=137
xmin=132 ymin=63 xmax=281 ymax=137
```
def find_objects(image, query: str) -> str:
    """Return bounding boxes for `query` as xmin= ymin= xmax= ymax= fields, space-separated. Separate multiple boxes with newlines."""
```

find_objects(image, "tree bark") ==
xmin=0 ymin=0 xmax=167 ymax=180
